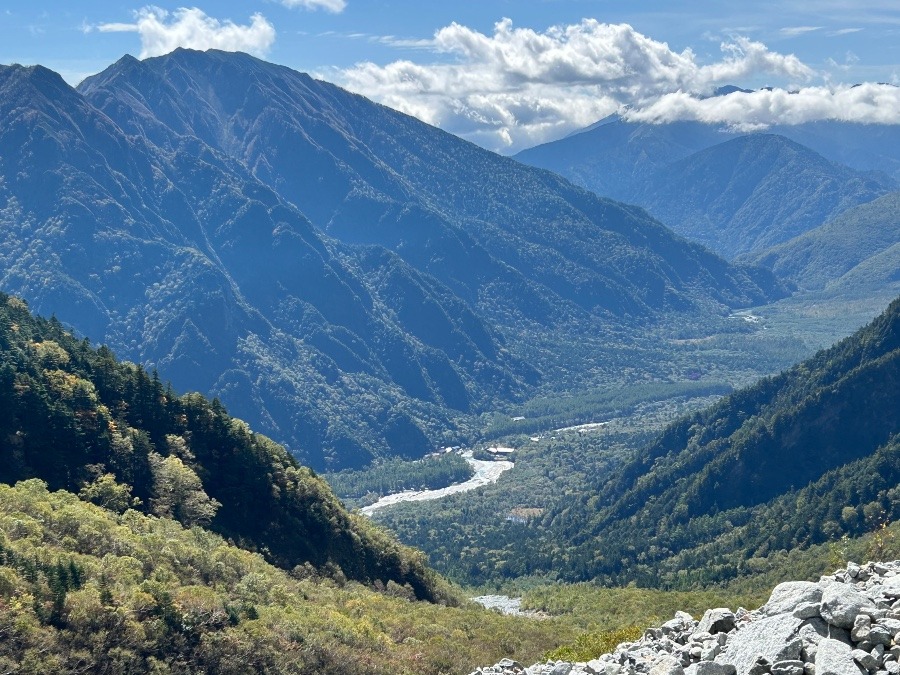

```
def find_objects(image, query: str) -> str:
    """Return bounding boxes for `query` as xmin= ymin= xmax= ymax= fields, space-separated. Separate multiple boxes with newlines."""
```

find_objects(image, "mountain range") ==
xmin=744 ymin=191 xmax=900 ymax=293
xmin=515 ymin=113 xmax=900 ymax=260
xmin=568 ymin=292 xmax=900 ymax=587
xmin=4 ymin=47 xmax=900 ymax=675
xmin=0 ymin=49 xmax=782 ymax=469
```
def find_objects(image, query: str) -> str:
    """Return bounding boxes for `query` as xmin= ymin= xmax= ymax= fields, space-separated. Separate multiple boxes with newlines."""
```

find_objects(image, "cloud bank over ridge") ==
xmin=83 ymin=10 xmax=899 ymax=153
xmin=335 ymin=18 xmax=899 ymax=153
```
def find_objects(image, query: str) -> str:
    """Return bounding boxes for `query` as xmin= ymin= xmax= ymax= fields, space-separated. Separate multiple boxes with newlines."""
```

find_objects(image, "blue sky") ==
xmin=2 ymin=1 xmax=899 ymax=152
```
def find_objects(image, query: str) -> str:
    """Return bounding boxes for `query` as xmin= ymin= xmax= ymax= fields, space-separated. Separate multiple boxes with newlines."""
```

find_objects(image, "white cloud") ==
xmin=280 ymin=0 xmax=346 ymax=12
xmin=625 ymin=84 xmax=900 ymax=128
xmin=779 ymin=26 xmax=822 ymax=37
xmin=94 ymin=7 xmax=275 ymax=59
xmin=337 ymin=19 xmax=816 ymax=152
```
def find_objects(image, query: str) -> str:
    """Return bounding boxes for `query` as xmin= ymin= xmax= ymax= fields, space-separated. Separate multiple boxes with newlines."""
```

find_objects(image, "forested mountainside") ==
xmin=627 ymin=135 xmax=894 ymax=258
xmin=0 ymin=292 xmax=447 ymax=602
xmin=559 ymin=293 xmax=900 ymax=587
xmin=515 ymin=115 xmax=899 ymax=260
xmin=0 ymin=51 xmax=782 ymax=469
xmin=0 ymin=479 xmax=552 ymax=674
xmin=744 ymin=191 xmax=900 ymax=293
xmin=374 ymin=294 xmax=900 ymax=589
xmin=80 ymin=49 xmax=780 ymax=316
xmin=0 ymin=60 xmax=532 ymax=469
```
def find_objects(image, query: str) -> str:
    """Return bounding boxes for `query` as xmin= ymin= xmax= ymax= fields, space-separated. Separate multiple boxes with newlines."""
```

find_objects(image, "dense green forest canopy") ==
xmin=0 ymin=478 xmax=587 ymax=674
xmin=375 ymin=295 xmax=900 ymax=589
xmin=0 ymin=292 xmax=446 ymax=602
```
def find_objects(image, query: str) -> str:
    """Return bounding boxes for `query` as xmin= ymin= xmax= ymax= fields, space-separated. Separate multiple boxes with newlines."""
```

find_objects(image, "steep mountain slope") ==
xmin=375 ymin=293 xmax=900 ymax=589
xmin=744 ymin=191 xmax=900 ymax=291
xmin=514 ymin=115 xmax=729 ymax=203
xmin=0 ymin=51 xmax=784 ymax=469
xmin=515 ymin=116 xmax=898 ymax=260
xmin=0 ymin=478 xmax=582 ymax=674
xmin=558 ymin=293 xmax=900 ymax=586
xmin=630 ymin=135 xmax=893 ymax=258
xmin=0 ymin=61 xmax=527 ymax=468
xmin=79 ymin=49 xmax=780 ymax=321
xmin=0 ymin=291 xmax=446 ymax=601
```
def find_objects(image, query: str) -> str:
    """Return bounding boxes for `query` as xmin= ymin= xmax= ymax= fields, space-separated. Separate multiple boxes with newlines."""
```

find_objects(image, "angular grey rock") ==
xmin=852 ymin=650 xmax=879 ymax=672
xmin=469 ymin=564 xmax=900 ymax=675
xmin=877 ymin=619 xmax=900 ymax=637
xmin=795 ymin=604 xmax=825 ymax=620
xmin=686 ymin=663 xmax=737 ymax=675
xmin=700 ymin=610 xmax=738 ymax=635
xmin=749 ymin=658 xmax=773 ymax=675
xmin=816 ymin=639 xmax=866 ymax=675
xmin=853 ymin=616 xmax=873 ymax=642
xmin=704 ymin=646 xmax=724 ymax=661
xmin=587 ymin=661 xmax=623 ymax=675
xmin=822 ymin=586 xmax=877 ymax=629
xmin=650 ymin=654 xmax=684 ymax=675
xmin=719 ymin=615 xmax=803 ymax=675
xmin=765 ymin=584 xmax=825 ymax=618
xmin=498 ymin=658 xmax=524 ymax=670
xmin=869 ymin=627 xmax=892 ymax=646
xmin=771 ymin=661 xmax=805 ymax=675
xmin=881 ymin=579 xmax=900 ymax=599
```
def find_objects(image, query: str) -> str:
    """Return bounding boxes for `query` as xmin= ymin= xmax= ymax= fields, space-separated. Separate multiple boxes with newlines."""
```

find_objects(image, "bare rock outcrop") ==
xmin=470 ymin=562 xmax=900 ymax=675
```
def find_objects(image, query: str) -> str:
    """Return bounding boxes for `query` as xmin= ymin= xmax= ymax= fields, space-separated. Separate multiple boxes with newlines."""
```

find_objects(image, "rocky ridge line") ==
xmin=472 ymin=561 xmax=900 ymax=675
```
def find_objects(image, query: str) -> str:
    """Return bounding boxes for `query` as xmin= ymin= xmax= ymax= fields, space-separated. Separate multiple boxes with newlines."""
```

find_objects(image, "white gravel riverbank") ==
xmin=359 ymin=453 xmax=513 ymax=515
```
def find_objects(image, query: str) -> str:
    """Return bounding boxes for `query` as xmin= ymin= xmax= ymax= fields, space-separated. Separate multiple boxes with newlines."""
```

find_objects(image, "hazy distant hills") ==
xmin=744 ymin=191 xmax=900 ymax=292
xmin=515 ymin=114 xmax=899 ymax=260
xmin=0 ymin=50 xmax=782 ymax=468
xmin=515 ymin=115 xmax=728 ymax=203
xmin=630 ymin=134 xmax=894 ymax=258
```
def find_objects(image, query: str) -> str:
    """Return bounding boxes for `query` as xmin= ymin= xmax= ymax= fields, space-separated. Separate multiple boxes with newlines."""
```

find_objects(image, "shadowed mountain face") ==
xmin=0 ymin=51 xmax=782 ymax=468
xmin=79 ymin=49 xmax=780 ymax=318
xmin=515 ymin=115 xmax=898 ymax=260
xmin=0 ymin=61 xmax=527 ymax=468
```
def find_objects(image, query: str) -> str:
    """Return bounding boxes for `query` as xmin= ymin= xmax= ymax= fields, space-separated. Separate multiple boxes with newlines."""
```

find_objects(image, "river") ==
xmin=359 ymin=453 xmax=513 ymax=516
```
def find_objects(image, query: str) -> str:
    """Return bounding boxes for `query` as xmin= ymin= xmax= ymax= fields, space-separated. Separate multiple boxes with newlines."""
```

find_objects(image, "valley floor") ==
xmin=360 ymin=453 xmax=514 ymax=515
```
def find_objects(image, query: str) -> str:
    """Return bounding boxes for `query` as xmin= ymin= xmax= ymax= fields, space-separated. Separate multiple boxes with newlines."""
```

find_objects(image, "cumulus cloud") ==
xmin=625 ymin=83 xmax=900 ymax=128
xmin=94 ymin=7 xmax=275 ymax=59
xmin=337 ymin=19 xmax=818 ymax=152
xmin=280 ymin=0 xmax=346 ymax=12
